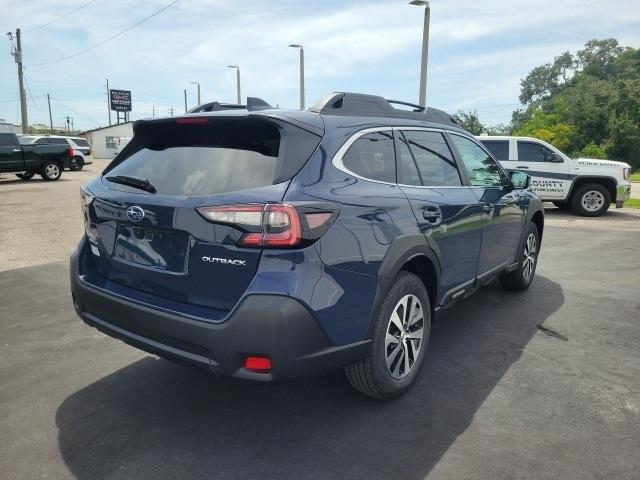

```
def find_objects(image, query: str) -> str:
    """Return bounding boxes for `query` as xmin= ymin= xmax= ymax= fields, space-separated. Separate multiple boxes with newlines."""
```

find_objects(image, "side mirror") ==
xmin=510 ymin=171 xmax=530 ymax=189
xmin=549 ymin=152 xmax=564 ymax=163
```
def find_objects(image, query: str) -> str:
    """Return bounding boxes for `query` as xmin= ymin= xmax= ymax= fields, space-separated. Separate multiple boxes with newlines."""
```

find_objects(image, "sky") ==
xmin=1 ymin=0 xmax=640 ymax=131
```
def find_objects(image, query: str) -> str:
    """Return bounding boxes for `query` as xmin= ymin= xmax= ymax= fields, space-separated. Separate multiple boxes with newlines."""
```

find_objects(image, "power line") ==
xmin=26 ymin=0 xmax=181 ymax=67
xmin=51 ymin=97 xmax=101 ymax=126
xmin=23 ymin=74 xmax=43 ymax=111
xmin=24 ymin=0 xmax=100 ymax=33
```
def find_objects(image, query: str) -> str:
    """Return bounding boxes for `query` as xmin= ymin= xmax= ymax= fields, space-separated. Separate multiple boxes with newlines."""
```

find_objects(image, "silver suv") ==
xmin=20 ymin=135 xmax=94 ymax=171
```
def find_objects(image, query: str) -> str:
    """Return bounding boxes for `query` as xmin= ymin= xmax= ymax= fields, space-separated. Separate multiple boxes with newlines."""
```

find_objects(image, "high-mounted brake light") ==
xmin=197 ymin=203 xmax=336 ymax=248
xmin=176 ymin=117 xmax=208 ymax=124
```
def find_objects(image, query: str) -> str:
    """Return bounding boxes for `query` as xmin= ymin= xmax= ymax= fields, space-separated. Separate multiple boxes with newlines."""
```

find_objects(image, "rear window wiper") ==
xmin=105 ymin=175 xmax=156 ymax=193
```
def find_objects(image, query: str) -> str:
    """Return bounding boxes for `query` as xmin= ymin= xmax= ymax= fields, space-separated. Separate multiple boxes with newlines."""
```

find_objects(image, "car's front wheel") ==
xmin=16 ymin=171 xmax=34 ymax=180
xmin=571 ymin=183 xmax=610 ymax=217
xmin=499 ymin=222 xmax=539 ymax=292
xmin=345 ymin=271 xmax=431 ymax=399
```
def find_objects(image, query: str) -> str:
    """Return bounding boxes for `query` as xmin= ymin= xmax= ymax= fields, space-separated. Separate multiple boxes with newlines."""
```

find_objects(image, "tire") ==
xmin=552 ymin=201 xmax=569 ymax=210
xmin=70 ymin=156 xmax=84 ymax=171
xmin=40 ymin=160 xmax=62 ymax=181
xmin=16 ymin=172 xmax=34 ymax=180
xmin=345 ymin=271 xmax=431 ymax=399
xmin=499 ymin=222 xmax=539 ymax=292
xmin=571 ymin=183 xmax=611 ymax=217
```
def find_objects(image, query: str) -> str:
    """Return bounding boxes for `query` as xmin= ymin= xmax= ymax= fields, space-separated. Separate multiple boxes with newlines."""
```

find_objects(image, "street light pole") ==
xmin=288 ymin=44 xmax=305 ymax=110
xmin=190 ymin=81 xmax=201 ymax=106
xmin=184 ymin=89 xmax=187 ymax=113
xmin=227 ymin=65 xmax=241 ymax=104
xmin=409 ymin=0 xmax=431 ymax=108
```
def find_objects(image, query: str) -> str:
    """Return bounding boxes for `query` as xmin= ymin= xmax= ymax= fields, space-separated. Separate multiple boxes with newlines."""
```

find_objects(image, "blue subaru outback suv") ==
xmin=70 ymin=93 xmax=544 ymax=399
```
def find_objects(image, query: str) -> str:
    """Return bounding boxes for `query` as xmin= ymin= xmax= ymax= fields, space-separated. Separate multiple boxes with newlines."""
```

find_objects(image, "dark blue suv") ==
xmin=70 ymin=93 xmax=544 ymax=399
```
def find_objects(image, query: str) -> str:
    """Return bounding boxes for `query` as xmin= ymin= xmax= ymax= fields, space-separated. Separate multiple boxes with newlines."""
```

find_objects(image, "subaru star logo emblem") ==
xmin=126 ymin=205 xmax=145 ymax=223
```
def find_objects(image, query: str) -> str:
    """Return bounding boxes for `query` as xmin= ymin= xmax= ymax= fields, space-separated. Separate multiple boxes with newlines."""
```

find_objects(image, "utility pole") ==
xmin=169 ymin=106 xmax=174 ymax=116
xmin=227 ymin=66 xmax=241 ymax=104
xmin=190 ymin=82 xmax=201 ymax=106
xmin=65 ymin=116 xmax=70 ymax=133
xmin=184 ymin=89 xmax=187 ymax=113
xmin=47 ymin=94 xmax=53 ymax=133
xmin=409 ymin=1 xmax=431 ymax=108
xmin=9 ymin=29 xmax=29 ymax=133
xmin=288 ymin=44 xmax=305 ymax=109
xmin=152 ymin=105 xmax=155 ymax=118
xmin=106 ymin=78 xmax=111 ymax=125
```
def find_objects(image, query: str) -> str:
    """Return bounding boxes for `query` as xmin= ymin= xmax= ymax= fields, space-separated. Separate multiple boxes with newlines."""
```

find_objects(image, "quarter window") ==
xmin=342 ymin=131 xmax=396 ymax=183
xmin=450 ymin=134 xmax=508 ymax=187
xmin=517 ymin=141 xmax=554 ymax=162
xmin=480 ymin=140 xmax=509 ymax=161
xmin=402 ymin=131 xmax=461 ymax=187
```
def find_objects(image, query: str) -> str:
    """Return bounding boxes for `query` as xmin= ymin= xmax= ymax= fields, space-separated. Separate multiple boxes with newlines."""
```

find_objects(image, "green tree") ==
xmin=514 ymin=110 xmax=575 ymax=151
xmin=453 ymin=110 xmax=484 ymax=135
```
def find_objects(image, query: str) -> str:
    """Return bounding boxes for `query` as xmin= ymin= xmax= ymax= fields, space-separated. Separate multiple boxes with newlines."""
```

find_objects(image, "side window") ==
xmin=402 ymin=130 xmax=461 ymax=186
xmin=450 ymin=134 xmax=508 ymax=187
xmin=35 ymin=138 xmax=48 ymax=145
xmin=342 ymin=131 xmax=396 ymax=183
xmin=517 ymin=141 xmax=553 ymax=162
xmin=50 ymin=138 xmax=68 ymax=145
xmin=0 ymin=133 xmax=17 ymax=147
xmin=480 ymin=140 xmax=509 ymax=161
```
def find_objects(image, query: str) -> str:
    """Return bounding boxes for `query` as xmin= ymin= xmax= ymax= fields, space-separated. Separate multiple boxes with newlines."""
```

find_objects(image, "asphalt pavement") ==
xmin=1 ymin=169 xmax=639 ymax=479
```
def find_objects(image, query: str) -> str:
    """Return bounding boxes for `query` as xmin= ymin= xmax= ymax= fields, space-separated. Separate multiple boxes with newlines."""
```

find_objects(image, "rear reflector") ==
xmin=244 ymin=356 xmax=271 ymax=373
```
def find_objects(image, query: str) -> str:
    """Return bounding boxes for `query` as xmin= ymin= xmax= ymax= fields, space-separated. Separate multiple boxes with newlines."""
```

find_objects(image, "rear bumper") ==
xmin=70 ymin=248 xmax=369 ymax=381
xmin=616 ymin=183 xmax=631 ymax=208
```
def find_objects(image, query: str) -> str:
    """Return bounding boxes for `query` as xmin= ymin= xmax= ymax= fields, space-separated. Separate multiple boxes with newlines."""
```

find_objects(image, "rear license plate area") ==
xmin=113 ymin=226 xmax=190 ymax=273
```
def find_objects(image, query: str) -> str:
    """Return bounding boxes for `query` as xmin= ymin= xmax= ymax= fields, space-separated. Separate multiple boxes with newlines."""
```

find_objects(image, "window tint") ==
xmin=481 ymin=140 xmax=509 ymax=161
xmin=34 ymin=138 xmax=48 ymax=145
xmin=49 ymin=137 xmax=69 ymax=145
xmin=106 ymin=118 xmax=320 ymax=196
xmin=342 ymin=131 xmax=395 ymax=183
xmin=402 ymin=131 xmax=461 ymax=186
xmin=0 ymin=133 xmax=17 ymax=147
xmin=450 ymin=134 xmax=508 ymax=187
xmin=517 ymin=141 xmax=554 ymax=162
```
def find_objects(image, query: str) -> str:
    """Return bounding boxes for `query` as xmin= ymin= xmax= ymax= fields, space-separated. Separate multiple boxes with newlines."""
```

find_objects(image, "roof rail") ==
xmin=310 ymin=92 xmax=460 ymax=128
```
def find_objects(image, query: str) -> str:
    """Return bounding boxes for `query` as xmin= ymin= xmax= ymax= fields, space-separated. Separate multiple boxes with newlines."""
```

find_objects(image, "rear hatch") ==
xmin=83 ymin=115 xmax=321 ymax=319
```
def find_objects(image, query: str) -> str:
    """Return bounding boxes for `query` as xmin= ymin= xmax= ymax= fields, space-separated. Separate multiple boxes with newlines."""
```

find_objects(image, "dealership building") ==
xmin=83 ymin=122 xmax=133 ymax=159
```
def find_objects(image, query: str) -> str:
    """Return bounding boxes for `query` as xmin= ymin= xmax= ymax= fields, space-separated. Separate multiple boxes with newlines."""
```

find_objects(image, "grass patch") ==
xmin=624 ymin=199 xmax=640 ymax=209
xmin=630 ymin=172 xmax=640 ymax=182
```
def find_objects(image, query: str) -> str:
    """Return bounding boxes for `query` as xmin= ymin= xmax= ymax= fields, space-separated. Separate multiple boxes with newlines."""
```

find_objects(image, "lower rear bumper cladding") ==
xmin=70 ymin=251 xmax=370 ymax=382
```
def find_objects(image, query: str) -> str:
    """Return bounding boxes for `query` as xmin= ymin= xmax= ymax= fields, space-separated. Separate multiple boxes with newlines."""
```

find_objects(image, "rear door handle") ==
xmin=515 ymin=165 xmax=529 ymax=169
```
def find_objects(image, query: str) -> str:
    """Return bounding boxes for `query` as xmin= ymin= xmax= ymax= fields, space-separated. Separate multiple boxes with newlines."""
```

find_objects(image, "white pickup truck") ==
xmin=477 ymin=136 xmax=632 ymax=216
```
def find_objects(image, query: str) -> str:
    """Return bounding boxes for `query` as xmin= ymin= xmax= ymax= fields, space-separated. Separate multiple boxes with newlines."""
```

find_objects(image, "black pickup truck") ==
xmin=0 ymin=132 xmax=72 ymax=181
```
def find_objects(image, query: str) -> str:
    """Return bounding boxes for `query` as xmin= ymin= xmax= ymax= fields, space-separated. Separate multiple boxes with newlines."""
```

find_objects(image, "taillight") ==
xmin=67 ymin=146 xmax=74 ymax=158
xmin=197 ymin=203 xmax=337 ymax=248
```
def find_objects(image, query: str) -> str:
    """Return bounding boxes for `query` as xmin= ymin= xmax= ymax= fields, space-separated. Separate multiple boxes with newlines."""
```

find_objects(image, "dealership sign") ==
xmin=110 ymin=89 xmax=132 ymax=112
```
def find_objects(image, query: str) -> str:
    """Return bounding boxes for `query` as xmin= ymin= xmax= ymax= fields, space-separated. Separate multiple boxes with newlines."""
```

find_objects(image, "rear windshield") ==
xmin=72 ymin=138 xmax=90 ymax=147
xmin=104 ymin=117 xmax=320 ymax=196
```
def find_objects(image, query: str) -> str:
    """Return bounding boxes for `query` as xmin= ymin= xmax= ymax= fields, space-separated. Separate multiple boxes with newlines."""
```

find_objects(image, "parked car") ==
xmin=20 ymin=135 xmax=94 ymax=171
xmin=70 ymin=93 xmax=544 ymax=399
xmin=0 ymin=132 xmax=72 ymax=181
xmin=477 ymin=135 xmax=631 ymax=216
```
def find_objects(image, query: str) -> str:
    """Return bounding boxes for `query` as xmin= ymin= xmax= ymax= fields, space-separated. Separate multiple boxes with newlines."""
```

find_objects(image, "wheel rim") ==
xmin=522 ymin=232 xmax=537 ymax=281
xmin=384 ymin=294 xmax=424 ymax=379
xmin=581 ymin=190 xmax=604 ymax=212
xmin=46 ymin=164 xmax=59 ymax=178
